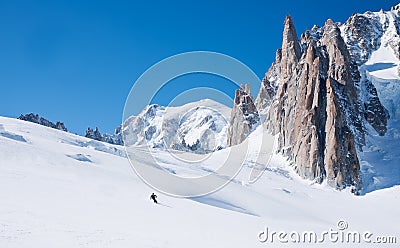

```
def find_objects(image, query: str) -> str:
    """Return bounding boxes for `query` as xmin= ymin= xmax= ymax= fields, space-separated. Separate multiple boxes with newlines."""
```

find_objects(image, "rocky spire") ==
xmin=321 ymin=20 xmax=362 ymax=189
xmin=323 ymin=19 xmax=352 ymax=85
xmin=259 ymin=16 xmax=363 ymax=192
xmin=280 ymin=15 xmax=301 ymax=81
xmin=227 ymin=84 xmax=259 ymax=146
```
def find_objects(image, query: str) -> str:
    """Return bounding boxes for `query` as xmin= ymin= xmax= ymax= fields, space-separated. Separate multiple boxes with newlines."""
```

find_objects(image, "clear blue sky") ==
xmin=0 ymin=0 xmax=398 ymax=134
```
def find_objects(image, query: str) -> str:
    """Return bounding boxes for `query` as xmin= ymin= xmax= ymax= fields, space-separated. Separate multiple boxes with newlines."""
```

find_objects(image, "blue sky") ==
xmin=0 ymin=0 xmax=399 ymax=134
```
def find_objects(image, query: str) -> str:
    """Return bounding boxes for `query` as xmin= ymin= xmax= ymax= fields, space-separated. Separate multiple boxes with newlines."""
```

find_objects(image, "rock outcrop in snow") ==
xmin=227 ymin=84 xmax=260 ymax=146
xmin=85 ymin=126 xmax=123 ymax=145
xmin=18 ymin=113 xmax=68 ymax=132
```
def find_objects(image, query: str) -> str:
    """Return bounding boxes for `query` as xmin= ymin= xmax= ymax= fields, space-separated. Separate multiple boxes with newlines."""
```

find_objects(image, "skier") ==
xmin=150 ymin=193 xmax=158 ymax=204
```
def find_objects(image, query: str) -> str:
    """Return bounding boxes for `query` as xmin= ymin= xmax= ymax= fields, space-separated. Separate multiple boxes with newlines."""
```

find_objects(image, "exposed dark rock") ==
xmin=362 ymin=79 xmax=390 ymax=136
xmin=85 ymin=127 xmax=102 ymax=141
xmin=85 ymin=126 xmax=123 ymax=145
xmin=18 ymin=113 xmax=68 ymax=132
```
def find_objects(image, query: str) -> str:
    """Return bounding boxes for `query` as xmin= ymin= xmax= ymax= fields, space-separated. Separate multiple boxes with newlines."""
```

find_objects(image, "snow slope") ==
xmin=360 ymin=45 xmax=400 ymax=192
xmin=0 ymin=116 xmax=399 ymax=247
xmin=337 ymin=6 xmax=400 ymax=194
xmin=355 ymin=8 xmax=400 ymax=194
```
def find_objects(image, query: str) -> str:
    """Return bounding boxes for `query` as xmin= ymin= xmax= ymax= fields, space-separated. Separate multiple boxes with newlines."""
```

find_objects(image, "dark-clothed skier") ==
xmin=150 ymin=193 xmax=158 ymax=204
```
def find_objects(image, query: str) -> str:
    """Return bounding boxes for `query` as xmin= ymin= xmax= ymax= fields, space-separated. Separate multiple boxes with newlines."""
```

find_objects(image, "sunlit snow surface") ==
xmin=0 ymin=116 xmax=399 ymax=248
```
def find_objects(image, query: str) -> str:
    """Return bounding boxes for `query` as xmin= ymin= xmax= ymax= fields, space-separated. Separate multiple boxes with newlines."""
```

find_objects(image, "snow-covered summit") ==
xmin=340 ymin=6 xmax=400 ymax=67
xmin=122 ymin=99 xmax=231 ymax=153
xmin=391 ymin=3 xmax=400 ymax=11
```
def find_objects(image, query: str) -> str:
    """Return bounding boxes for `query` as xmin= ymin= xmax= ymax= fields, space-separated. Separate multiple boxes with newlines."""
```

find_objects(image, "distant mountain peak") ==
xmin=122 ymin=99 xmax=230 ymax=153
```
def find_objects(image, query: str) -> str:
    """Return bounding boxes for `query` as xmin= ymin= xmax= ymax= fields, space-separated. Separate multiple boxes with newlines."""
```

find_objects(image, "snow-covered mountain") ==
xmin=1 ymin=116 xmax=399 ymax=247
xmin=252 ymin=4 xmax=400 ymax=193
xmin=122 ymin=99 xmax=230 ymax=153
xmin=119 ymin=4 xmax=400 ymax=193
xmin=346 ymin=6 xmax=400 ymax=194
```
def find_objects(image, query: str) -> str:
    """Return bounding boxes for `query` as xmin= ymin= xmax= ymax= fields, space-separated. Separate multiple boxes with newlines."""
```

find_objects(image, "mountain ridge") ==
xmin=251 ymin=5 xmax=400 ymax=193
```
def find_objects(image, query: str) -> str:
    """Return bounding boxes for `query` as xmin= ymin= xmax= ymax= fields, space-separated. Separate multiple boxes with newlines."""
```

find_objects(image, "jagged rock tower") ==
xmin=227 ymin=84 xmax=260 ymax=146
xmin=256 ymin=16 xmax=390 ymax=191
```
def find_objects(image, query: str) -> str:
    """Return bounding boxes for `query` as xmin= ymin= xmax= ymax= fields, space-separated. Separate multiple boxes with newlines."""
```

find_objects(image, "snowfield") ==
xmin=0 ymin=116 xmax=399 ymax=247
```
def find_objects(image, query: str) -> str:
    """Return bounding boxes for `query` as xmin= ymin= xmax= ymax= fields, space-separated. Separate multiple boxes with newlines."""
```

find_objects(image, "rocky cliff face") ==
xmin=227 ymin=84 xmax=260 ymax=146
xmin=259 ymin=16 xmax=364 ymax=191
xmin=255 ymin=60 xmax=279 ymax=112
xmin=321 ymin=19 xmax=362 ymax=189
xmin=256 ymin=6 xmax=400 ymax=191
xmin=341 ymin=11 xmax=391 ymax=136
